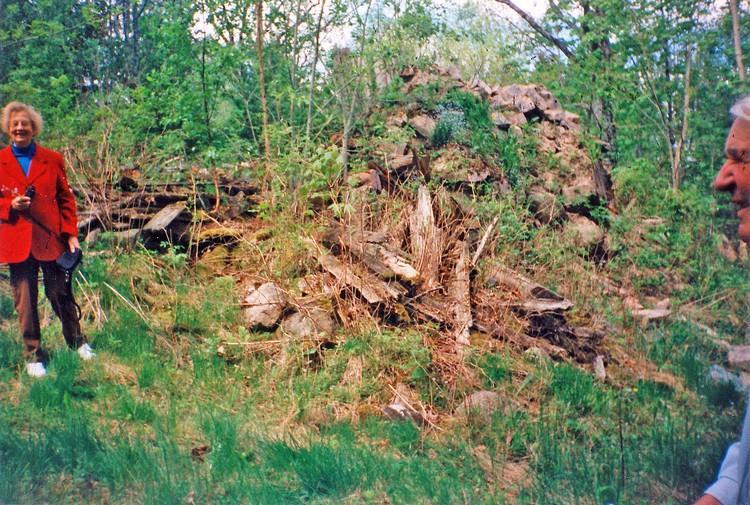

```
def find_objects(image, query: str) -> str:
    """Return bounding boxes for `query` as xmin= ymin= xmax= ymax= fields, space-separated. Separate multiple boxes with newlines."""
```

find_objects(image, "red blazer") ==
xmin=0 ymin=145 xmax=78 ymax=263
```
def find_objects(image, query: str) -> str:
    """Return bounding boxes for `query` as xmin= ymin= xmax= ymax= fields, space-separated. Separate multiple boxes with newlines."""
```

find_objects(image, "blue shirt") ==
xmin=10 ymin=141 xmax=36 ymax=177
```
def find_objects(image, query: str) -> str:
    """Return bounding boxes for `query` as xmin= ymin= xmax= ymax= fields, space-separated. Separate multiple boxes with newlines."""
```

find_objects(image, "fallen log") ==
xmin=473 ymin=318 xmax=567 ymax=359
xmin=327 ymin=225 xmax=419 ymax=282
xmin=142 ymin=202 xmax=189 ymax=233
xmin=406 ymin=294 xmax=452 ymax=325
xmin=486 ymin=267 xmax=573 ymax=314
xmin=409 ymin=186 xmax=441 ymax=289
xmin=314 ymin=249 xmax=406 ymax=304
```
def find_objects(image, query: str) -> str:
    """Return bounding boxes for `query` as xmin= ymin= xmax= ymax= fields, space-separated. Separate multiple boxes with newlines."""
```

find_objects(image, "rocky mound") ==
xmin=241 ymin=66 xmax=614 ymax=382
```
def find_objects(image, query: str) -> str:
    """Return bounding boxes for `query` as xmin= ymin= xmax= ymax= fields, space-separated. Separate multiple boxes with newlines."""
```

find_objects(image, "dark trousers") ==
xmin=10 ymin=255 xmax=83 ymax=362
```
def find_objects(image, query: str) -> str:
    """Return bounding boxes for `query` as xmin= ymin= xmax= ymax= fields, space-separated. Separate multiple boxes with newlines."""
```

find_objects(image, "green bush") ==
xmin=431 ymin=104 xmax=467 ymax=147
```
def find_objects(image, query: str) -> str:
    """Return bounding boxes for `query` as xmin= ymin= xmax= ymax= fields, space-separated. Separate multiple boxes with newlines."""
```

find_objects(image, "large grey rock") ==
xmin=280 ymin=308 xmax=336 ymax=338
xmin=382 ymin=399 xmax=424 ymax=425
xmin=561 ymin=176 xmax=597 ymax=205
xmin=111 ymin=229 xmax=140 ymax=248
xmin=708 ymin=364 xmax=745 ymax=393
xmin=528 ymin=186 xmax=564 ymax=224
xmin=491 ymin=110 xmax=511 ymax=129
xmin=382 ymin=384 xmax=425 ymax=425
xmin=85 ymin=228 xmax=101 ymax=245
xmin=729 ymin=344 xmax=750 ymax=372
xmin=409 ymin=114 xmax=436 ymax=139
xmin=457 ymin=390 xmax=504 ymax=421
xmin=566 ymin=214 xmax=604 ymax=248
xmin=243 ymin=282 xmax=287 ymax=329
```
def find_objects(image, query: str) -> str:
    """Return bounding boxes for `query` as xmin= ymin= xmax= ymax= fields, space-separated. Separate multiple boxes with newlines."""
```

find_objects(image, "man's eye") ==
xmin=727 ymin=148 xmax=749 ymax=161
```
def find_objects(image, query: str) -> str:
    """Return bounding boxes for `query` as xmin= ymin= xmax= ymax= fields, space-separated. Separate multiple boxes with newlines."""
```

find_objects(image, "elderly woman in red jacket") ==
xmin=0 ymin=101 xmax=94 ymax=377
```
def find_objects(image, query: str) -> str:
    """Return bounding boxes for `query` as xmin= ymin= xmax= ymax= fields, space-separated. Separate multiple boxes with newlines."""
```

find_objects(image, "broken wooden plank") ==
xmin=406 ymin=294 xmax=450 ymax=325
xmin=315 ymin=250 xmax=405 ymax=304
xmin=409 ymin=185 xmax=441 ymax=288
xmin=473 ymin=317 xmax=567 ymax=359
xmin=450 ymin=240 xmax=472 ymax=347
xmin=330 ymin=225 xmax=419 ymax=282
xmin=486 ymin=267 xmax=573 ymax=313
xmin=142 ymin=203 xmax=189 ymax=232
xmin=375 ymin=244 xmax=419 ymax=281
xmin=471 ymin=215 xmax=500 ymax=267
xmin=77 ymin=209 xmax=103 ymax=234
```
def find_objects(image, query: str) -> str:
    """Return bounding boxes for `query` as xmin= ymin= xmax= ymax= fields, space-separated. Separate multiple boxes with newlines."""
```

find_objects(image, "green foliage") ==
xmin=431 ymin=88 xmax=533 ymax=186
xmin=112 ymin=388 xmax=157 ymax=423
xmin=261 ymin=439 xmax=370 ymax=498
xmin=363 ymin=417 xmax=422 ymax=453
xmin=444 ymin=88 xmax=493 ymax=131
xmin=280 ymin=145 xmax=341 ymax=211
xmin=0 ymin=330 xmax=21 ymax=376
xmin=371 ymin=0 xmax=441 ymax=73
xmin=28 ymin=350 xmax=95 ymax=411
xmin=549 ymin=363 xmax=605 ymax=416
xmin=138 ymin=357 xmax=159 ymax=389
xmin=0 ymin=292 xmax=14 ymax=320
xmin=431 ymin=106 xmax=465 ymax=147
xmin=93 ymin=308 xmax=153 ymax=360
xmin=477 ymin=352 xmax=511 ymax=388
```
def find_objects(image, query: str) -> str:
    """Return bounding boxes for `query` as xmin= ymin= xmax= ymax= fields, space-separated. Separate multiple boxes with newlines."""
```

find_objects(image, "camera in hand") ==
xmin=24 ymin=185 xmax=35 ymax=198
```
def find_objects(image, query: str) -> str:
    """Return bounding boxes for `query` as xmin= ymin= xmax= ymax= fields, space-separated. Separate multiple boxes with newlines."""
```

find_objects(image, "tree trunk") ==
xmin=580 ymin=1 xmax=616 ymax=154
xmin=200 ymin=34 xmax=213 ymax=146
xmin=255 ymin=0 xmax=272 ymax=165
xmin=672 ymin=45 xmax=694 ymax=190
xmin=341 ymin=113 xmax=351 ymax=181
xmin=730 ymin=0 xmax=747 ymax=82
xmin=306 ymin=0 xmax=326 ymax=143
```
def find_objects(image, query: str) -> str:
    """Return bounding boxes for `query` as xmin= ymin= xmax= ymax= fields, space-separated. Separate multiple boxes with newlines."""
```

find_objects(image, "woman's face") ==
xmin=8 ymin=111 xmax=34 ymax=148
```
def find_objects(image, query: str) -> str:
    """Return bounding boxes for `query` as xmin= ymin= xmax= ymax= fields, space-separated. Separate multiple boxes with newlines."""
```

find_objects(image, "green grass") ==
xmin=0 ymin=234 xmax=745 ymax=504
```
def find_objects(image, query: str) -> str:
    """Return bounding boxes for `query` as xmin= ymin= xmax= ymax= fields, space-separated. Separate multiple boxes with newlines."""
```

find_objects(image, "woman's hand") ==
xmin=67 ymin=235 xmax=80 ymax=252
xmin=11 ymin=195 xmax=30 ymax=211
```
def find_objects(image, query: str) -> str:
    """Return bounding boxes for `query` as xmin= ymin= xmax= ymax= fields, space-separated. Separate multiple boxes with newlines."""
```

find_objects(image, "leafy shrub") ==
xmin=431 ymin=104 xmax=467 ymax=147
xmin=443 ymin=88 xmax=493 ymax=131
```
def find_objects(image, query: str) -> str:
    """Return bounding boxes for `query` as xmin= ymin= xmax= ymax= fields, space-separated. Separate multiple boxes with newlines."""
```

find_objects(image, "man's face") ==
xmin=715 ymin=117 xmax=750 ymax=243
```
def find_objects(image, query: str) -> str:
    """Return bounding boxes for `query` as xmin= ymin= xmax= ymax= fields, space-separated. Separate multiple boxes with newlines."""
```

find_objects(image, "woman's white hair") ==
xmin=1 ymin=101 xmax=44 ymax=137
xmin=731 ymin=96 xmax=750 ymax=122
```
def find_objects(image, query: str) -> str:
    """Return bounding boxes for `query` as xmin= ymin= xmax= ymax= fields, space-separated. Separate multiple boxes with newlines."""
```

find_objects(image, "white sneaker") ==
xmin=26 ymin=362 xmax=47 ymax=378
xmin=77 ymin=343 xmax=96 ymax=361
